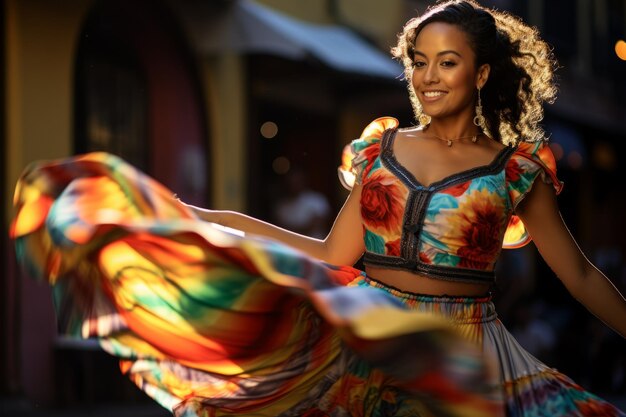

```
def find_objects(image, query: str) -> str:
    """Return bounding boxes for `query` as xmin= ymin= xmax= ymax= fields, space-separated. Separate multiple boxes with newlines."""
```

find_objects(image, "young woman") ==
xmin=11 ymin=1 xmax=626 ymax=416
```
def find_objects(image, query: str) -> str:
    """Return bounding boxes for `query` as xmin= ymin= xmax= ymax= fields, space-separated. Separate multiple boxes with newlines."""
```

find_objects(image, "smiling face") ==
xmin=411 ymin=22 xmax=489 ymax=124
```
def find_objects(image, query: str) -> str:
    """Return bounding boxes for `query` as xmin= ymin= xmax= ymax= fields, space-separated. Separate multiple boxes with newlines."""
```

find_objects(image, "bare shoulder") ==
xmin=475 ymin=136 xmax=507 ymax=161
xmin=396 ymin=125 xmax=425 ymax=137
xmin=483 ymin=136 xmax=507 ymax=152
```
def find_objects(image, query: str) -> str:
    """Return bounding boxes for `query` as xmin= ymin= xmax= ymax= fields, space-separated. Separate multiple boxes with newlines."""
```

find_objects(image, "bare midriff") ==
xmin=365 ymin=266 xmax=492 ymax=296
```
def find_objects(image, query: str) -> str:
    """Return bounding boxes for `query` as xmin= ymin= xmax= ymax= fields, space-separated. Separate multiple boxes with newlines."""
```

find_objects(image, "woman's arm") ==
xmin=181 ymin=185 xmax=366 ymax=266
xmin=516 ymin=180 xmax=626 ymax=338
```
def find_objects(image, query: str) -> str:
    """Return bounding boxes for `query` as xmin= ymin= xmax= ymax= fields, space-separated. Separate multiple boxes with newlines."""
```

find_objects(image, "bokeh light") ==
xmin=616 ymin=40 xmax=626 ymax=61
xmin=567 ymin=151 xmax=583 ymax=170
xmin=549 ymin=142 xmax=564 ymax=161
xmin=260 ymin=121 xmax=279 ymax=138
xmin=592 ymin=142 xmax=617 ymax=171
xmin=272 ymin=156 xmax=290 ymax=174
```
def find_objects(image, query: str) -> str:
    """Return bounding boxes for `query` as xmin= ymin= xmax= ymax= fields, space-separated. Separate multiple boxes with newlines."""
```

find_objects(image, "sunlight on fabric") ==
xmin=502 ymin=216 xmax=528 ymax=249
xmin=338 ymin=143 xmax=356 ymax=189
xmin=81 ymin=312 xmax=127 ymax=339
xmin=204 ymin=222 xmax=246 ymax=239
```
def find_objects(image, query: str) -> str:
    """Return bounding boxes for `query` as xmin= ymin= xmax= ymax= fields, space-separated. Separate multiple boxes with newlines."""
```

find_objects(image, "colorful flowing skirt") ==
xmin=355 ymin=277 xmax=625 ymax=417
xmin=11 ymin=153 xmax=624 ymax=417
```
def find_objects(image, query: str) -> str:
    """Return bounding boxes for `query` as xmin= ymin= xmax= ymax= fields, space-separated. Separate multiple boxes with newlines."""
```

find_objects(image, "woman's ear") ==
xmin=476 ymin=63 xmax=490 ymax=89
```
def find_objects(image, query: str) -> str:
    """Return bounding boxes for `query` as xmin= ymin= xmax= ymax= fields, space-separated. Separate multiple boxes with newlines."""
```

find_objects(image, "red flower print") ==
xmin=419 ymin=252 xmax=432 ymax=264
xmin=441 ymin=181 xmax=470 ymax=197
xmin=458 ymin=257 xmax=490 ymax=270
xmin=505 ymin=157 xmax=523 ymax=183
xmin=360 ymin=171 xmax=406 ymax=232
xmin=456 ymin=195 xmax=503 ymax=268
xmin=576 ymin=400 xmax=621 ymax=416
xmin=433 ymin=188 xmax=506 ymax=269
xmin=360 ymin=143 xmax=381 ymax=180
xmin=385 ymin=239 xmax=401 ymax=256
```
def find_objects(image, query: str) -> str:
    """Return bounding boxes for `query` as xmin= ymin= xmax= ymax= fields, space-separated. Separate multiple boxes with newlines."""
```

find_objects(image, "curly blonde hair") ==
xmin=391 ymin=0 xmax=558 ymax=145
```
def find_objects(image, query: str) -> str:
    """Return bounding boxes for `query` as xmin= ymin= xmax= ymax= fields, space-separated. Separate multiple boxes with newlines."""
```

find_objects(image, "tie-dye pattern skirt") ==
xmin=10 ymin=153 xmax=624 ymax=417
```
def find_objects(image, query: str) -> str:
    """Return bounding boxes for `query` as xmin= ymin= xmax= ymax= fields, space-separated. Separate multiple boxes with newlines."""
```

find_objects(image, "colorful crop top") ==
xmin=338 ymin=117 xmax=563 ymax=284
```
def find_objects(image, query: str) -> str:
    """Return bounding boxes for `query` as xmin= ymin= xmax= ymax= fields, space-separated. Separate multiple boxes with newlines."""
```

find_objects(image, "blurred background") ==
xmin=1 ymin=0 xmax=625 ymax=415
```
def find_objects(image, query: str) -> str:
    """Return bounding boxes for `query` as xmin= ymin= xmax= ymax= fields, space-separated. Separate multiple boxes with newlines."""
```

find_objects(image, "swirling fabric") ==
xmin=11 ymin=152 xmax=503 ymax=417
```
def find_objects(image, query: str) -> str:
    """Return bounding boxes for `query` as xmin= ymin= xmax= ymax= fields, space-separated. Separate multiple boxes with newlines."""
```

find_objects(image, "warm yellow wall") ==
xmin=337 ymin=0 xmax=405 ymax=49
xmin=4 ymin=1 xmax=95 ymax=403
xmin=202 ymin=54 xmax=248 ymax=211
xmin=5 ymin=0 xmax=94 ymax=222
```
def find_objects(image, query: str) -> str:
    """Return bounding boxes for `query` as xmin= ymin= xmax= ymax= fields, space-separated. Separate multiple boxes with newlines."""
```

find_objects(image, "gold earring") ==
xmin=473 ymin=87 xmax=487 ymax=131
xmin=418 ymin=112 xmax=431 ymax=126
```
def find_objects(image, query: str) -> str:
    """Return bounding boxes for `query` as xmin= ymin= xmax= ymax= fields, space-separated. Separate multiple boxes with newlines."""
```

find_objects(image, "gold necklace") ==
xmin=422 ymin=133 xmax=479 ymax=147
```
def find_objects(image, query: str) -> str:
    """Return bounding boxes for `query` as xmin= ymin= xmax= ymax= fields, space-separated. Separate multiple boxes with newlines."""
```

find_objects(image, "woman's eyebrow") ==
xmin=413 ymin=50 xmax=463 ymax=59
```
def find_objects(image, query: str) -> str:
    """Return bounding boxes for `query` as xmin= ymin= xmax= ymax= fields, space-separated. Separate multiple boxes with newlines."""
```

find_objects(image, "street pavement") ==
xmin=1 ymin=398 xmax=170 ymax=417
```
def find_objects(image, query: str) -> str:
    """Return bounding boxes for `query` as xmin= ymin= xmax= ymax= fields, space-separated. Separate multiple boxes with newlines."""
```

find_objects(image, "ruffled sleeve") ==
xmin=338 ymin=117 xmax=399 ymax=190
xmin=503 ymin=140 xmax=564 ymax=248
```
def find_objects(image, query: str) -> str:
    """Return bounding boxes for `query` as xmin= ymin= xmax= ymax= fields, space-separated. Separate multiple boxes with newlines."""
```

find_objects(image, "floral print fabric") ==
xmin=338 ymin=117 xmax=563 ymax=277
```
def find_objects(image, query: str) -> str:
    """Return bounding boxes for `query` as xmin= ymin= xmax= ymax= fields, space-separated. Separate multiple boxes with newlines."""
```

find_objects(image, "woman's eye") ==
xmin=412 ymin=61 xmax=426 ymax=68
xmin=441 ymin=61 xmax=457 ymax=67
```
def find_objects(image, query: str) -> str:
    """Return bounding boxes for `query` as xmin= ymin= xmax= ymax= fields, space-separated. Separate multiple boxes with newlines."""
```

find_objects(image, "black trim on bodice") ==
xmin=362 ymin=127 xmax=517 ymax=285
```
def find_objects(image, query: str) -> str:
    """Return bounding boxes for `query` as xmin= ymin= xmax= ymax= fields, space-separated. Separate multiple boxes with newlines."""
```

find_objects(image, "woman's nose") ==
xmin=424 ymin=64 xmax=439 ymax=84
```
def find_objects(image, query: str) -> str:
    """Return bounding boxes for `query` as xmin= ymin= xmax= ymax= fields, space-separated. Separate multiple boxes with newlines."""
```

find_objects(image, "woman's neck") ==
xmin=424 ymin=116 xmax=480 ymax=140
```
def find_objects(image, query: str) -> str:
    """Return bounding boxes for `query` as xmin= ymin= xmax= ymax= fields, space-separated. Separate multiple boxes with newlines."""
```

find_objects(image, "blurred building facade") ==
xmin=1 ymin=0 xmax=625 ymax=408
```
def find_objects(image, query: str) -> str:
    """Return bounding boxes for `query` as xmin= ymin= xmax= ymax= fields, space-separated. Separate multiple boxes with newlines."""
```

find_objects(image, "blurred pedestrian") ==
xmin=272 ymin=168 xmax=331 ymax=239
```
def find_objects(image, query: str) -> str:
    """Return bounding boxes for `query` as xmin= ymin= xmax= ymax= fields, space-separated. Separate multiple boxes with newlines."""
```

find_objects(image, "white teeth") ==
xmin=424 ymin=91 xmax=445 ymax=98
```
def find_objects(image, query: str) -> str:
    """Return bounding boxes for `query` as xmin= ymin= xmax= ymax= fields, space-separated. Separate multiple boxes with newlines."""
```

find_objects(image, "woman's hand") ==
xmin=173 ymin=195 xmax=223 ymax=224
